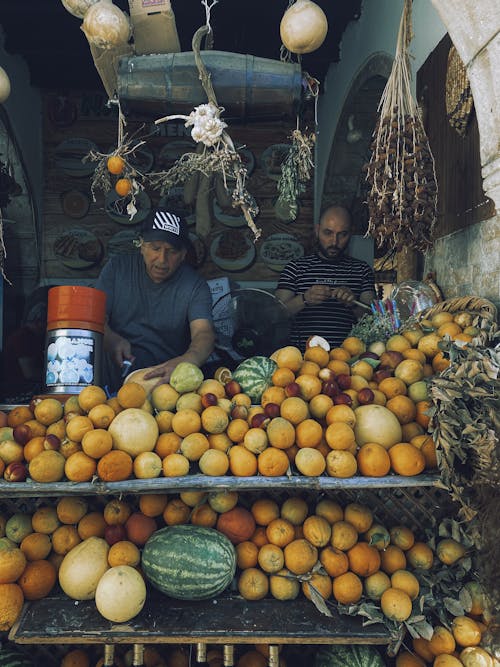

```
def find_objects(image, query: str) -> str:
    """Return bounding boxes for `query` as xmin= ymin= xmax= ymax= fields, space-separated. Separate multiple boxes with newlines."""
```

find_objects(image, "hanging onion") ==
xmin=0 ymin=67 xmax=11 ymax=104
xmin=60 ymin=0 xmax=100 ymax=19
xmin=81 ymin=0 xmax=131 ymax=50
xmin=280 ymin=0 xmax=328 ymax=55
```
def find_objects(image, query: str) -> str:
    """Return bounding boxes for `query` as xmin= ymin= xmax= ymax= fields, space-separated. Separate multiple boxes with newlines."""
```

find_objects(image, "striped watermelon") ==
xmin=141 ymin=525 xmax=236 ymax=601
xmin=0 ymin=647 xmax=33 ymax=667
xmin=232 ymin=356 xmax=277 ymax=403
xmin=314 ymin=645 xmax=385 ymax=667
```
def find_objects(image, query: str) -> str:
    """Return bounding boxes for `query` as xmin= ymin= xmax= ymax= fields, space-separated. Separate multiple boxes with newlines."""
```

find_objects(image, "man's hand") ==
xmin=104 ymin=325 xmax=135 ymax=368
xmin=303 ymin=284 xmax=334 ymax=305
xmin=330 ymin=286 xmax=356 ymax=305
xmin=142 ymin=359 xmax=180 ymax=385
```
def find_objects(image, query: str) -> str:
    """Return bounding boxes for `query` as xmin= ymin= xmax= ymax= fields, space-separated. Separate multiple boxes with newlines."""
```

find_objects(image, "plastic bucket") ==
xmin=44 ymin=287 xmax=106 ymax=394
xmin=117 ymin=51 xmax=303 ymax=120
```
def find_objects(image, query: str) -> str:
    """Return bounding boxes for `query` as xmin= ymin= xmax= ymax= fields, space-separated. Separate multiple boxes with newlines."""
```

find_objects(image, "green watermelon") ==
xmin=0 ymin=647 xmax=33 ymax=667
xmin=232 ymin=356 xmax=277 ymax=403
xmin=314 ymin=645 xmax=386 ymax=667
xmin=141 ymin=525 xmax=236 ymax=601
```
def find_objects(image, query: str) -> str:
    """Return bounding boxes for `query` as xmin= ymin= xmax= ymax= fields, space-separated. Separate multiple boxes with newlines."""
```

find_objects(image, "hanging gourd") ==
xmin=280 ymin=0 xmax=328 ymax=55
xmin=60 ymin=0 xmax=100 ymax=19
xmin=0 ymin=67 xmax=11 ymax=103
xmin=81 ymin=0 xmax=131 ymax=50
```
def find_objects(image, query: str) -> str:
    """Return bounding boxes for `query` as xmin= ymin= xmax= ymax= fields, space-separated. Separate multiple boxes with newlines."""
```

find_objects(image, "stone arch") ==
xmin=430 ymin=0 xmax=500 ymax=210
xmin=320 ymin=53 xmax=392 ymax=235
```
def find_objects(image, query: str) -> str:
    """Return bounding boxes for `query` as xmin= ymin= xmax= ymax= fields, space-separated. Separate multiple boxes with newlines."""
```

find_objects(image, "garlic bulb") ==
xmin=61 ymin=0 xmax=100 ymax=19
xmin=280 ymin=0 xmax=328 ymax=55
xmin=0 ymin=66 xmax=11 ymax=104
xmin=81 ymin=0 xmax=131 ymax=50
xmin=185 ymin=104 xmax=227 ymax=147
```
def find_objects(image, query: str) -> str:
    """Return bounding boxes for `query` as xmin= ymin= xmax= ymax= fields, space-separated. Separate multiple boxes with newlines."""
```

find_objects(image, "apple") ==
xmin=250 ymin=413 xmax=270 ymax=429
xmin=29 ymin=397 xmax=42 ymax=413
xmin=0 ymin=411 xmax=8 ymax=428
xmin=284 ymin=382 xmax=301 ymax=397
xmin=318 ymin=368 xmax=336 ymax=382
xmin=201 ymin=392 xmax=218 ymax=408
xmin=333 ymin=393 xmax=353 ymax=406
xmin=373 ymin=368 xmax=393 ymax=384
xmin=322 ymin=380 xmax=340 ymax=398
xmin=13 ymin=423 xmax=32 ymax=446
xmin=379 ymin=351 xmax=404 ymax=369
xmin=357 ymin=387 xmax=375 ymax=405
xmin=360 ymin=351 xmax=380 ymax=361
xmin=4 ymin=462 xmax=28 ymax=482
xmin=104 ymin=523 xmax=127 ymax=546
xmin=43 ymin=434 xmax=61 ymax=451
xmin=336 ymin=374 xmax=351 ymax=390
xmin=224 ymin=380 xmax=242 ymax=398
xmin=264 ymin=403 xmax=280 ymax=419
xmin=231 ymin=404 xmax=249 ymax=420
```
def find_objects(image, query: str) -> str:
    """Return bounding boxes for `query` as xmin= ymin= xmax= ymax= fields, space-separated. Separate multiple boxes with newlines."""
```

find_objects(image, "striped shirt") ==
xmin=277 ymin=253 xmax=375 ymax=350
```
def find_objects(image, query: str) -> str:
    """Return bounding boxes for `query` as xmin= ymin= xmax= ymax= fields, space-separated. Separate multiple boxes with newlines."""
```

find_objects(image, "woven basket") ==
xmin=406 ymin=295 xmax=498 ymax=346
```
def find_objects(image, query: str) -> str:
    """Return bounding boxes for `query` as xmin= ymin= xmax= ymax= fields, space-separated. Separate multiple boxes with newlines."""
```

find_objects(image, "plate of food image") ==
xmin=259 ymin=233 xmax=304 ymax=272
xmin=210 ymin=229 xmax=256 ymax=272
xmin=105 ymin=190 xmax=151 ymax=225
xmin=53 ymin=227 xmax=103 ymax=269
xmin=260 ymin=143 xmax=291 ymax=181
xmin=106 ymin=229 xmax=140 ymax=257
xmin=212 ymin=199 xmax=247 ymax=228
xmin=54 ymin=137 xmax=98 ymax=177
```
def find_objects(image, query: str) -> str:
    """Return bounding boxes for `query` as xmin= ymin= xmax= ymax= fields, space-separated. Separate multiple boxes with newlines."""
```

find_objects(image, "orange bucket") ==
xmin=44 ymin=286 xmax=107 ymax=394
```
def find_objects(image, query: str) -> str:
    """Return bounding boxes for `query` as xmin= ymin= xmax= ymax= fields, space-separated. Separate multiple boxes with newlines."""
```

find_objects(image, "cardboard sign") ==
xmin=128 ymin=0 xmax=181 ymax=55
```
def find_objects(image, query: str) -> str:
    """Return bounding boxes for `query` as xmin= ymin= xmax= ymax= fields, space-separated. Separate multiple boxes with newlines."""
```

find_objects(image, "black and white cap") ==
xmin=140 ymin=208 xmax=189 ymax=249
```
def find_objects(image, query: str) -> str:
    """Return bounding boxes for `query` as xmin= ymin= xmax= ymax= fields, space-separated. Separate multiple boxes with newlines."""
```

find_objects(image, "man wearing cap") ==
xmin=95 ymin=208 xmax=215 ymax=392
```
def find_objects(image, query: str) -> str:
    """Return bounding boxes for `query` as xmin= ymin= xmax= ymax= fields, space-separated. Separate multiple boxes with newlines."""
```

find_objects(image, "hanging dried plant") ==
xmin=275 ymin=128 xmax=315 ymax=222
xmin=364 ymin=0 xmax=438 ymax=252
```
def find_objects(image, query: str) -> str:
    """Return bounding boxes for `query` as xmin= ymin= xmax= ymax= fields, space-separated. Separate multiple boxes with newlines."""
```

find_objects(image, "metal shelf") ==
xmin=0 ymin=473 xmax=442 ymax=498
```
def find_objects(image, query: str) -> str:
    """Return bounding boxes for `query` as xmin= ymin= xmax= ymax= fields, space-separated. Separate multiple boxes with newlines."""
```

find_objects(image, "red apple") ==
xmin=284 ymin=382 xmax=300 ymax=398
xmin=0 ymin=411 xmax=8 ymax=428
xmin=379 ymin=351 xmax=404 ymax=369
xmin=373 ymin=368 xmax=393 ymax=384
xmin=333 ymin=393 xmax=353 ymax=406
xmin=321 ymin=380 xmax=340 ymax=398
xmin=336 ymin=374 xmax=352 ymax=390
xmin=104 ymin=523 xmax=127 ymax=546
xmin=360 ymin=351 xmax=380 ymax=361
xmin=201 ymin=392 xmax=218 ymax=408
xmin=250 ymin=413 xmax=270 ymax=429
xmin=13 ymin=423 xmax=32 ymax=446
xmin=264 ymin=403 xmax=280 ymax=419
xmin=43 ymin=434 xmax=61 ymax=451
xmin=29 ymin=397 xmax=42 ymax=413
xmin=4 ymin=462 xmax=28 ymax=482
xmin=231 ymin=404 xmax=249 ymax=420
xmin=224 ymin=380 xmax=242 ymax=398
xmin=357 ymin=387 xmax=375 ymax=405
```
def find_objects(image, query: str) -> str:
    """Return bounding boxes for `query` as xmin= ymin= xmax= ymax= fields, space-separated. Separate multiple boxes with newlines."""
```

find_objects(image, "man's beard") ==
xmin=315 ymin=238 xmax=345 ymax=261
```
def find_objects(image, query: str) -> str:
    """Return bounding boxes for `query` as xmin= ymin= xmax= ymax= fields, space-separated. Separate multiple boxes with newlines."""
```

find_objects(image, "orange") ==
xmin=226 ymin=418 xmax=250 ymax=443
xmin=351 ymin=360 xmax=374 ymax=381
xmin=51 ymin=525 xmax=81 ymax=556
xmin=364 ymin=570 xmax=391 ymax=600
xmin=275 ymin=346 xmax=303 ymax=372
xmin=330 ymin=521 xmax=358 ymax=551
xmin=380 ymin=587 xmax=413 ymax=621
xmin=180 ymin=432 xmax=210 ymax=461
xmin=319 ymin=545 xmax=349 ymax=577
xmin=357 ymin=442 xmax=391 ymax=477
xmin=257 ymin=447 xmax=289 ymax=477
xmin=97 ymin=450 xmax=133 ymax=482
xmin=20 ymin=532 xmax=52 ymax=561
xmin=251 ymin=526 xmax=269 ymax=548
xmin=155 ymin=432 xmax=182 ymax=458
xmin=162 ymin=452 xmax=190 ymax=477
xmin=429 ymin=626 xmax=456 ymax=656
xmin=243 ymin=427 xmax=269 ymax=454
xmin=139 ymin=494 xmax=168 ymax=518
xmin=432 ymin=351 xmax=451 ymax=373
xmin=302 ymin=515 xmax=331 ymax=548
xmin=280 ymin=397 xmax=309 ymax=425
xmin=107 ymin=154 xmax=126 ymax=175
xmin=309 ymin=394 xmax=334 ymax=420
xmin=304 ymin=345 xmax=330 ymax=367
xmin=421 ymin=438 xmax=438 ymax=469
xmin=260 ymin=385 xmax=286 ymax=407
xmin=315 ymin=499 xmax=343 ymax=524
xmin=378 ymin=377 xmax=408 ymax=399
xmin=295 ymin=419 xmax=323 ymax=448
xmin=418 ymin=333 xmax=442 ymax=359
xmin=386 ymin=334 xmax=412 ymax=352
xmin=326 ymin=449 xmax=357 ymax=477
xmin=257 ymin=543 xmax=285 ymax=574
xmin=390 ymin=526 xmax=415 ymax=551
xmin=64 ymin=450 xmax=97 ymax=482
xmin=200 ymin=405 xmax=229 ymax=434
xmin=228 ymin=445 xmax=258 ymax=477
xmin=77 ymin=385 xmax=107 ymax=413
xmin=103 ymin=499 xmax=131 ymax=526
xmin=332 ymin=571 xmax=363 ymax=604
xmin=87 ymin=403 xmax=116 ymax=429
xmin=325 ymin=422 xmax=356 ymax=450
xmin=281 ymin=497 xmax=309 ymax=525
xmin=431 ymin=312 xmax=454 ymax=327
xmin=115 ymin=177 xmax=132 ymax=197
xmin=236 ymin=541 xmax=259 ymax=569
xmin=77 ymin=511 xmax=107 ymax=540
xmin=56 ymin=497 xmax=88 ymax=524
xmin=31 ymin=506 xmax=60 ymax=534
xmin=266 ymin=518 xmax=296 ymax=548
xmin=451 ymin=616 xmax=482 ymax=647
xmin=171 ymin=409 xmax=202 ymax=437
xmin=190 ymin=503 xmax=218 ymax=528
xmin=283 ymin=538 xmax=318 ymax=575
xmin=415 ymin=400 xmax=432 ymax=429
xmin=65 ymin=415 xmax=94 ymax=443
xmin=271 ymin=367 xmax=296 ymax=387
xmin=412 ymin=637 xmax=435 ymax=662
xmin=325 ymin=404 xmax=356 ymax=428
xmin=395 ymin=651 xmax=426 ymax=667
xmin=302 ymin=571 xmax=332 ymax=601
xmin=327 ymin=359 xmax=351 ymax=376
xmin=7 ymin=405 xmax=33 ymax=427
xmin=389 ymin=442 xmax=426 ymax=476
xmin=380 ymin=544 xmax=406 ymax=576
xmin=391 ymin=569 xmax=419 ymax=600
xmin=295 ymin=373 xmax=322 ymax=400
xmin=81 ymin=428 xmax=113 ymax=459
xmin=207 ymin=432 xmax=232 ymax=453
xmin=60 ymin=648 xmax=91 ymax=667
xmin=116 ymin=382 xmax=147 ymax=409
xmin=395 ymin=359 xmax=425 ymax=385
xmin=402 ymin=348 xmax=427 ymax=364
xmin=299 ymin=360 xmax=321 ymax=376
xmin=238 ymin=568 xmax=269 ymax=601
xmin=18 ymin=559 xmax=57 ymax=600
xmin=251 ymin=499 xmax=280 ymax=526
xmin=347 ymin=541 xmax=381 ymax=576
xmin=341 ymin=336 xmax=366 ymax=356
xmin=162 ymin=498 xmax=190 ymax=526
xmin=344 ymin=503 xmax=373 ymax=533
xmin=401 ymin=421 xmax=425 ymax=441
xmin=433 ymin=656 xmax=466 ymax=667
xmin=155 ymin=410 xmax=174 ymax=433
xmin=406 ymin=541 xmax=434 ymax=570
xmin=329 ymin=347 xmax=351 ymax=361
xmin=386 ymin=395 xmax=417 ymax=424
xmin=266 ymin=418 xmax=295 ymax=450
xmin=34 ymin=398 xmax=64 ymax=426
xmin=437 ymin=322 xmax=462 ymax=338
xmin=364 ymin=523 xmax=390 ymax=550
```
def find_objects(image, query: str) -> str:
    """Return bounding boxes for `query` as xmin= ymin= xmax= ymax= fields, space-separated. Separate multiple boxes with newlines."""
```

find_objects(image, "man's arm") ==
xmin=276 ymin=286 xmax=333 ymax=315
xmin=102 ymin=321 xmax=134 ymax=368
xmin=143 ymin=318 xmax=215 ymax=384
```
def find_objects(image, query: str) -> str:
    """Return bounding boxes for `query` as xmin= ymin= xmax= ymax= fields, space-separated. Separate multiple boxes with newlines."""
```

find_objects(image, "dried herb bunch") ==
xmin=275 ymin=128 xmax=315 ymax=222
xmin=364 ymin=0 xmax=438 ymax=252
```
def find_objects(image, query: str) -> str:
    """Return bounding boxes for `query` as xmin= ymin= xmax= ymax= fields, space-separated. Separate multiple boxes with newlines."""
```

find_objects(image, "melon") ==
xmin=0 ymin=647 xmax=33 ymax=667
xmin=108 ymin=408 xmax=159 ymax=457
xmin=58 ymin=536 xmax=109 ymax=600
xmin=142 ymin=525 xmax=236 ymax=601
xmin=169 ymin=362 xmax=204 ymax=394
xmin=314 ymin=645 xmax=385 ymax=667
xmin=353 ymin=404 xmax=403 ymax=450
xmin=232 ymin=356 xmax=277 ymax=404
xmin=95 ymin=565 xmax=146 ymax=622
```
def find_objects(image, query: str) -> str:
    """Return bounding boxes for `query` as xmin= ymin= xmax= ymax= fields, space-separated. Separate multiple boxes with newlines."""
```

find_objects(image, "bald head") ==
xmin=315 ymin=206 xmax=353 ymax=259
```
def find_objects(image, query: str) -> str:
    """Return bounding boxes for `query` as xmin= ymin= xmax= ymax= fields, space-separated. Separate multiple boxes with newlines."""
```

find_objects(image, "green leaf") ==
xmin=411 ymin=620 xmax=435 ymax=640
xmin=444 ymin=597 xmax=465 ymax=616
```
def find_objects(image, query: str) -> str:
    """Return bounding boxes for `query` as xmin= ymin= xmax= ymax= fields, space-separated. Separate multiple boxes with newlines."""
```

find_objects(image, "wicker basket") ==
xmin=404 ymin=295 xmax=498 ymax=346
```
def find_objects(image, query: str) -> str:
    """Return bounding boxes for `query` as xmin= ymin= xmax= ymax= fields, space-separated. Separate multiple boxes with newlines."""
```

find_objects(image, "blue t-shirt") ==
xmin=95 ymin=254 xmax=213 ymax=389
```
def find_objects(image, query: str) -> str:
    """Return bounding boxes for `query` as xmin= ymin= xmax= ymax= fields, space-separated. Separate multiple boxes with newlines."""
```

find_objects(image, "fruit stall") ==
xmin=0 ymin=294 xmax=499 ymax=667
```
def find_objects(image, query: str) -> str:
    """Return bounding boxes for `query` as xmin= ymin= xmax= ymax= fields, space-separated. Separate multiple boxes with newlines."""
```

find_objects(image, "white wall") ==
xmin=315 ymin=0 xmax=447 ymax=217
